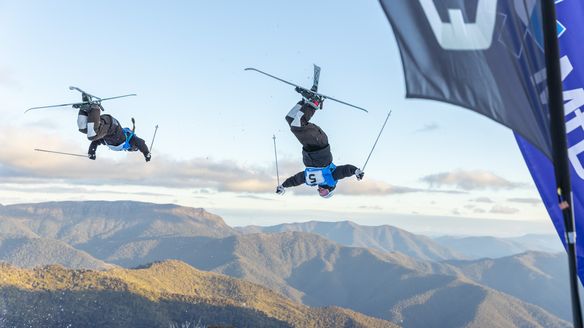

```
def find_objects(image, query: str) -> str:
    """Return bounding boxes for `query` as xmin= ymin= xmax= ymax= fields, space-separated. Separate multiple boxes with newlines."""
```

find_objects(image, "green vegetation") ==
xmin=0 ymin=260 xmax=397 ymax=328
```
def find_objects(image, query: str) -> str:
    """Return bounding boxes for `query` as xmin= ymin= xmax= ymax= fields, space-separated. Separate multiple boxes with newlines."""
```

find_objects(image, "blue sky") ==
xmin=0 ymin=0 xmax=555 ymax=236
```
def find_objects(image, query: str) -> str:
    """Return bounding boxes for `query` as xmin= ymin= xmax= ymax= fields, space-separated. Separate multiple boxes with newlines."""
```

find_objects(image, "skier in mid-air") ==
xmin=77 ymin=96 xmax=151 ymax=161
xmin=276 ymin=88 xmax=364 ymax=198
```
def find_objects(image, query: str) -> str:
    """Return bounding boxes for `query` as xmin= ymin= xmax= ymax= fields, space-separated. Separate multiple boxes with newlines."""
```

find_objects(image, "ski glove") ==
xmin=89 ymin=153 xmax=96 ymax=160
xmin=276 ymin=185 xmax=285 ymax=195
xmin=145 ymin=153 xmax=152 ymax=162
xmin=355 ymin=169 xmax=364 ymax=181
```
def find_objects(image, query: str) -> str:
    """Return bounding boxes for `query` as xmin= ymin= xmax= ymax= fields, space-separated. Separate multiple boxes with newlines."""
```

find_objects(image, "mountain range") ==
xmin=0 ymin=201 xmax=571 ymax=327
xmin=236 ymin=221 xmax=463 ymax=261
xmin=237 ymin=220 xmax=563 ymax=260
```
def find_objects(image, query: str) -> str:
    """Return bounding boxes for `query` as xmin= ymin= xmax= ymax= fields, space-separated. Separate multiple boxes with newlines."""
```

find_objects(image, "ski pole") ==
xmin=362 ymin=110 xmax=392 ymax=171
xmin=149 ymin=125 xmax=159 ymax=153
xmin=273 ymin=134 xmax=281 ymax=186
xmin=34 ymin=148 xmax=88 ymax=158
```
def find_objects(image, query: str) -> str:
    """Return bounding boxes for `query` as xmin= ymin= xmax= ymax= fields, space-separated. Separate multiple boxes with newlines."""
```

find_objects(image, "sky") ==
xmin=0 ymin=0 xmax=557 ymax=236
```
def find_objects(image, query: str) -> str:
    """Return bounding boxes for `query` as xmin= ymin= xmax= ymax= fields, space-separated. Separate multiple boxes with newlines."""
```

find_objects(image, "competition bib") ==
xmin=304 ymin=163 xmax=337 ymax=187
xmin=305 ymin=168 xmax=326 ymax=185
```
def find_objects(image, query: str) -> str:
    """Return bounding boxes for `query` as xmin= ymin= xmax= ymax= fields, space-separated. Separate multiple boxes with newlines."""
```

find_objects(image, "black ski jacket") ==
xmin=88 ymin=115 xmax=149 ymax=156
xmin=302 ymin=145 xmax=333 ymax=167
xmin=282 ymin=164 xmax=358 ymax=188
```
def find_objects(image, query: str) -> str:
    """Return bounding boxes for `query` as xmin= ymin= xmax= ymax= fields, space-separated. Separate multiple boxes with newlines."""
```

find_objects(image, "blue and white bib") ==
xmin=304 ymin=163 xmax=337 ymax=187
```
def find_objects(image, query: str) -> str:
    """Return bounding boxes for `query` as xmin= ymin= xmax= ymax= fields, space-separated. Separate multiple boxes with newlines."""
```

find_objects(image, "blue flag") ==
xmin=515 ymin=0 xmax=584 ymax=279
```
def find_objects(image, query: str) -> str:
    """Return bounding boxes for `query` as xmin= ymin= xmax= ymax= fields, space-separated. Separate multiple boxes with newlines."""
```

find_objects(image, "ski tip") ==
xmin=68 ymin=86 xmax=75 ymax=90
xmin=244 ymin=67 xmax=256 ymax=71
xmin=24 ymin=107 xmax=42 ymax=113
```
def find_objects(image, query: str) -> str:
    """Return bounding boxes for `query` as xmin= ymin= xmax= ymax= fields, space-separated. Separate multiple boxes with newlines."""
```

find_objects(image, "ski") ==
xmin=26 ymin=102 xmax=86 ymax=112
xmin=95 ymin=94 xmax=137 ymax=103
xmin=245 ymin=67 xmax=368 ymax=113
xmin=25 ymin=89 xmax=137 ymax=113
xmin=69 ymin=86 xmax=101 ymax=100
xmin=313 ymin=64 xmax=321 ymax=90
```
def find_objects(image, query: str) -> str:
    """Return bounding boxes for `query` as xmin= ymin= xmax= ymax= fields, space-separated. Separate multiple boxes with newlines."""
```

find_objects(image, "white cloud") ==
xmin=421 ymin=170 xmax=525 ymax=191
xmin=338 ymin=179 xmax=426 ymax=195
xmin=288 ymin=178 xmax=466 ymax=196
xmin=507 ymin=197 xmax=542 ymax=206
xmin=0 ymin=127 xmax=275 ymax=193
xmin=471 ymin=197 xmax=494 ymax=203
xmin=490 ymin=205 xmax=520 ymax=215
xmin=236 ymin=194 xmax=274 ymax=201
xmin=0 ymin=128 xmax=473 ymax=198
xmin=359 ymin=205 xmax=383 ymax=211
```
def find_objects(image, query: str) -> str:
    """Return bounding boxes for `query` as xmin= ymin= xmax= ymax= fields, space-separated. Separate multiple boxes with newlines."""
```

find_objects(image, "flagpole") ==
xmin=542 ymin=1 xmax=583 ymax=327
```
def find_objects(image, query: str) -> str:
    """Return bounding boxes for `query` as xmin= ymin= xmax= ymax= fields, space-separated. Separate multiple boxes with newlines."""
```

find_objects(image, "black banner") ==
xmin=380 ymin=0 xmax=551 ymax=158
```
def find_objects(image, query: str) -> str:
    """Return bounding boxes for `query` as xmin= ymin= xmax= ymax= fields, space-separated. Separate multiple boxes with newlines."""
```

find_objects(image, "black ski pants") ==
xmin=285 ymin=101 xmax=329 ymax=152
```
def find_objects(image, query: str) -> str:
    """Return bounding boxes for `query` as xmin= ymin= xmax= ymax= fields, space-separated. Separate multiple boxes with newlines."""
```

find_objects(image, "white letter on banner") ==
xmin=565 ymin=87 xmax=584 ymax=180
xmin=418 ymin=0 xmax=498 ymax=50
xmin=555 ymin=56 xmax=584 ymax=180
xmin=569 ymin=140 xmax=584 ymax=180
xmin=564 ymin=89 xmax=584 ymax=133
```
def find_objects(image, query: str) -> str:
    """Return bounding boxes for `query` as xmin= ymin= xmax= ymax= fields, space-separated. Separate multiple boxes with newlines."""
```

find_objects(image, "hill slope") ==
xmin=444 ymin=251 xmax=570 ymax=321
xmin=0 ymin=260 xmax=396 ymax=328
xmin=0 ymin=235 xmax=112 ymax=270
xmin=434 ymin=235 xmax=563 ymax=259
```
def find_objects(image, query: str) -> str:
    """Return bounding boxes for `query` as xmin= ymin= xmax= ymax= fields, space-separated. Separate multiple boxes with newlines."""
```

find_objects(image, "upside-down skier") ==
xmin=76 ymin=96 xmax=151 ymax=162
xmin=276 ymin=88 xmax=364 ymax=198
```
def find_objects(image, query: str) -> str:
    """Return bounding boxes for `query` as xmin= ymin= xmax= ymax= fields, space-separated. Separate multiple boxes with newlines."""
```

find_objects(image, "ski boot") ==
xmin=73 ymin=93 xmax=94 ymax=112
xmin=295 ymin=87 xmax=324 ymax=109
